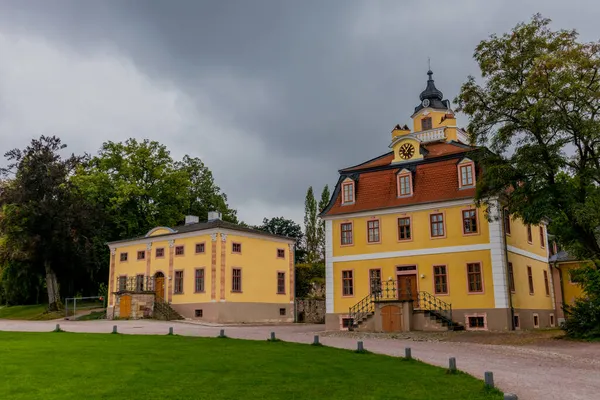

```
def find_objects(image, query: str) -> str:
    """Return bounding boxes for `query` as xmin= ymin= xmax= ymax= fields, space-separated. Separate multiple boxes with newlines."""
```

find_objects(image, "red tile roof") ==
xmin=324 ymin=141 xmax=478 ymax=216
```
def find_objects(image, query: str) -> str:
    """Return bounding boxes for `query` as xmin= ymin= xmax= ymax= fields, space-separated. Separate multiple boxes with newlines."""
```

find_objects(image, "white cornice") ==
xmin=321 ymin=198 xmax=474 ymax=221
xmin=507 ymin=245 xmax=548 ymax=263
xmin=331 ymin=243 xmax=491 ymax=263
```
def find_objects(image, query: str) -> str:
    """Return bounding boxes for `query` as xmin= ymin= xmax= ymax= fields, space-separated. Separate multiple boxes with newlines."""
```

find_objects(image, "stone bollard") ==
xmin=112 ymin=325 xmax=118 ymax=334
xmin=313 ymin=335 xmax=320 ymax=345
xmin=405 ymin=347 xmax=412 ymax=359
xmin=503 ymin=394 xmax=518 ymax=400
xmin=168 ymin=327 xmax=173 ymax=335
xmin=484 ymin=371 xmax=494 ymax=388
xmin=270 ymin=332 xmax=276 ymax=341
xmin=219 ymin=329 xmax=225 ymax=338
xmin=449 ymin=357 xmax=457 ymax=372
xmin=357 ymin=341 xmax=364 ymax=352
xmin=54 ymin=324 xmax=60 ymax=332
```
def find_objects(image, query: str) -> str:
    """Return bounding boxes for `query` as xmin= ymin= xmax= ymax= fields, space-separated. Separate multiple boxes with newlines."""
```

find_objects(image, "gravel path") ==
xmin=1 ymin=319 xmax=599 ymax=400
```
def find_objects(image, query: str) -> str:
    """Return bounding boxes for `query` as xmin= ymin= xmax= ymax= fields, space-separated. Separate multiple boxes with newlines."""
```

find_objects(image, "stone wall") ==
xmin=110 ymin=293 xmax=155 ymax=320
xmin=295 ymin=299 xmax=325 ymax=324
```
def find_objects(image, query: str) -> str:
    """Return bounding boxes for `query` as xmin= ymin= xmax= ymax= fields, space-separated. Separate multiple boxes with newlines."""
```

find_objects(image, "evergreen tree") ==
xmin=316 ymin=185 xmax=331 ymax=261
xmin=303 ymin=187 xmax=318 ymax=263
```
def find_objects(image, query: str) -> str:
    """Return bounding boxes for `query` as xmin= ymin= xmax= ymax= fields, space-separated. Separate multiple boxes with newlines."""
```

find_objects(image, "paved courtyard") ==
xmin=1 ymin=319 xmax=598 ymax=400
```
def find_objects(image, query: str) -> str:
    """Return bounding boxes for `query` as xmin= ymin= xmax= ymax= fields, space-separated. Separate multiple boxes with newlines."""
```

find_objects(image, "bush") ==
xmin=562 ymin=264 xmax=600 ymax=339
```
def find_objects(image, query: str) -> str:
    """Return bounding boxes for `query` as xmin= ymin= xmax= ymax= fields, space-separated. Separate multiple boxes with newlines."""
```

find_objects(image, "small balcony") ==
xmin=115 ymin=275 xmax=156 ymax=293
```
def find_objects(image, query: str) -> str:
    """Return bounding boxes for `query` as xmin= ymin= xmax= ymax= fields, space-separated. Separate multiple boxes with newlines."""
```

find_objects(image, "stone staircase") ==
xmin=153 ymin=298 xmax=184 ymax=321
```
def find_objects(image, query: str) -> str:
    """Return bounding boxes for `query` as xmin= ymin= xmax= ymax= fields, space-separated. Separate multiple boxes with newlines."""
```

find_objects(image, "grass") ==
xmin=75 ymin=311 xmax=106 ymax=321
xmin=0 ymin=304 xmax=63 ymax=320
xmin=0 ymin=332 xmax=503 ymax=400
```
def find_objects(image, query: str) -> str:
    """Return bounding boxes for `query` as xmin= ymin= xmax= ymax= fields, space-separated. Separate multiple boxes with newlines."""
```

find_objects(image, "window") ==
xmin=232 ymin=243 xmax=242 ymax=253
xmin=430 ymin=213 xmax=445 ymax=237
xmin=118 ymin=276 xmax=127 ymax=291
xmin=467 ymin=262 xmax=483 ymax=293
xmin=341 ymin=223 xmax=353 ymax=245
xmin=467 ymin=316 xmax=485 ymax=329
xmin=459 ymin=164 xmax=474 ymax=187
xmin=398 ymin=174 xmax=412 ymax=196
xmin=119 ymin=252 xmax=128 ymax=262
xmin=508 ymin=262 xmax=515 ymax=293
xmin=462 ymin=209 xmax=478 ymax=234
xmin=513 ymin=315 xmax=520 ymax=329
xmin=503 ymin=208 xmax=511 ymax=235
xmin=543 ymin=270 xmax=550 ymax=296
xmin=156 ymin=248 xmax=164 ymax=258
xmin=421 ymin=117 xmax=432 ymax=130
xmin=195 ymin=309 xmax=203 ymax=318
xmin=342 ymin=270 xmax=354 ymax=296
xmin=232 ymin=268 xmax=242 ymax=292
xmin=569 ymin=269 xmax=582 ymax=284
xmin=369 ymin=269 xmax=381 ymax=294
xmin=279 ymin=308 xmax=286 ymax=316
xmin=397 ymin=217 xmax=411 ymax=240
xmin=175 ymin=245 xmax=184 ymax=256
xmin=137 ymin=250 xmax=145 ymax=260
xmin=277 ymin=272 xmax=286 ymax=294
xmin=174 ymin=271 xmax=183 ymax=294
xmin=195 ymin=243 xmax=205 ymax=254
xmin=367 ymin=220 xmax=380 ymax=243
xmin=527 ymin=225 xmax=533 ymax=243
xmin=135 ymin=274 xmax=144 ymax=292
xmin=550 ymin=314 xmax=555 ymax=327
xmin=195 ymin=268 xmax=205 ymax=293
xmin=539 ymin=227 xmax=545 ymax=248
xmin=342 ymin=182 xmax=354 ymax=204
xmin=527 ymin=266 xmax=534 ymax=294
xmin=533 ymin=313 xmax=539 ymax=328
xmin=277 ymin=249 xmax=285 ymax=258
xmin=433 ymin=265 xmax=448 ymax=294
xmin=341 ymin=317 xmax=352 ymax=329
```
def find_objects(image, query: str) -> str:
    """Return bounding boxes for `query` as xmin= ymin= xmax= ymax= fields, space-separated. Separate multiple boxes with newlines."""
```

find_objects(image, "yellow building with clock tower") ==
xmin=320 ymin=70 xmax=555 ymax=332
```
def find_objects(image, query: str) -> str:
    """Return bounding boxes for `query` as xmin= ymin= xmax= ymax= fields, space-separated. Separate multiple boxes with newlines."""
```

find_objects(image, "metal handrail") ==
xmin=417 ymin=291 xmax=453 ymax=327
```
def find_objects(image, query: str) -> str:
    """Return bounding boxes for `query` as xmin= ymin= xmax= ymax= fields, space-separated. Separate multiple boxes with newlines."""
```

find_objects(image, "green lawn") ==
xmin=0 ymin=304 xmax=62 ymax=320
xmin=0 ymin=332 xmax=502 ymax=400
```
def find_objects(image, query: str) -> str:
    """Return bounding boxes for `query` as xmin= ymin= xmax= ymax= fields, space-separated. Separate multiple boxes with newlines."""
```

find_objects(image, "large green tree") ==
xmin=0 ymin=136 xmax=101 ymax=309
xmin=456 ymin=14 xmax=600 ymax=264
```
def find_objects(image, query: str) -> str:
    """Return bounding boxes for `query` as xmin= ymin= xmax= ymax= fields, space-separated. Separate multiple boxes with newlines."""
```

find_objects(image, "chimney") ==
xmin=207 ymin=211 xmax=222 ymax=222
xmin=185 ymin=215 xmax=199 ymax=225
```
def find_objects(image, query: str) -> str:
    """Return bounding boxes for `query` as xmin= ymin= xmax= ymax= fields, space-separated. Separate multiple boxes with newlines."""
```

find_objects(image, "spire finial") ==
xmin=428 ymin=57 xmax=431 ymax=71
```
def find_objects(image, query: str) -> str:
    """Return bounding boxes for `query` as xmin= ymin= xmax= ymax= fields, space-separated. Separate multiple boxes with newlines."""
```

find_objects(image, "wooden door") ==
xmin=155 ymin=277 xmax=165 ymax=300
xmin=381 ymin=305 xmax=402 ymax=332
xmin=398 ymin=274 xmax=418 ymax=303
xmin=119 ymin=295 xmax=131 ymax=318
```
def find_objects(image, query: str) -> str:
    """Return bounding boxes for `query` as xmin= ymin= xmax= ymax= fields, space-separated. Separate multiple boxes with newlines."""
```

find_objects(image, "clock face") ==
xmin=399 ymin=143 xmax=415 ymax=160
xmin=422 ymin=99 xmax=430 ymax=107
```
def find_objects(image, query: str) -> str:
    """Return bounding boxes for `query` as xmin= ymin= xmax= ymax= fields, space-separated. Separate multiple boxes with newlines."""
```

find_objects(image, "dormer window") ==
xmin=342 ymin=181 xmax=355 ymax=204
xmin=458 ymin=159 xmax=475 ymax=188
xmin=421 ymin=117 xmax=432 ymax=130
xmin=397 ymin=170 xmax=413 ymax=197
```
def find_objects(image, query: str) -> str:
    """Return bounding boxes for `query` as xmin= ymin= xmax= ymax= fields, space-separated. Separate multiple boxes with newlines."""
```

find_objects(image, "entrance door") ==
xmin=398 ymin=274 xmax=418 ymax=303
xmin=381 ymin=305 xmax=402 ymax=332
xmin=155 ymin=272 xmax=165 ymax=300
xmin=120 ymin=295 xmax=131 ymax=318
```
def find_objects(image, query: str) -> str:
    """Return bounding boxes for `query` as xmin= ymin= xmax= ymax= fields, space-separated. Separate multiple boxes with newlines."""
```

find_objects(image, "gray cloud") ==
xmin=0 ymin=0 xmax=597 ymax=225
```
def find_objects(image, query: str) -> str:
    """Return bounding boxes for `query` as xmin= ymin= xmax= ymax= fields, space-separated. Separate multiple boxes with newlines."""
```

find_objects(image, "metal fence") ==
xmin=64 ymin=296 xmax=105 ymax=319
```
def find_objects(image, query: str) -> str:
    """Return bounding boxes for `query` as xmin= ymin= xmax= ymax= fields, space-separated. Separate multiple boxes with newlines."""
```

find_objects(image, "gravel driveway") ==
xmin=1 ymin=319 xmax=598 ymax=400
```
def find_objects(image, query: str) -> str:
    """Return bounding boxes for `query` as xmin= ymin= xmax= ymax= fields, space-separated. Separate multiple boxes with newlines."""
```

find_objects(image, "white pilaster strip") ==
xmin=325 ymin=220 xmax=334 ymax=313
xmin=544 ymin=226 xmax=556 ymax=307
xmin=489 ymin=200 xmax=509 ymax=309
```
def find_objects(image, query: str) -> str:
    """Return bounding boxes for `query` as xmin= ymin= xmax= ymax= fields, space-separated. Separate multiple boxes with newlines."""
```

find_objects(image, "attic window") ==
xmin=397 ymin=172 xmax=413 ymax=197
xmin=342 ymin=181 xmax=354 ymax=204
xmin=422 ymin=117 xmax=432 ymax=130
xmin=458 ymin=160 xmax=475 ymax=188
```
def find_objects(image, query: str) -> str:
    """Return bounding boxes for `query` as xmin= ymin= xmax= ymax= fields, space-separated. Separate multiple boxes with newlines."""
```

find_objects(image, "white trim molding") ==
xmin=488 ymin=200 xmax=509 ymax=309
xmin=325 ymin=220 xmax=334 ymax=314
xmin=322 ymin=198 xmax=475 ymax=221
xmin=331 ymin=243 xmax=491 ymax=263
xmin=507 ymin=246 xmax=549 ymax=263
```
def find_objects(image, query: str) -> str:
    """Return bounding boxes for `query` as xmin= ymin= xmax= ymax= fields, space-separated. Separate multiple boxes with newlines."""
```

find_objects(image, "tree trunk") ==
xmin=45 ymin=262 xmax=61 ymax=311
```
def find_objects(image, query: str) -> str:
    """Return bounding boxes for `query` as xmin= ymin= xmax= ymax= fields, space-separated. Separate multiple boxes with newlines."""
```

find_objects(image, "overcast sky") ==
xmin=0 ymin=1 xmax=597 ymax=226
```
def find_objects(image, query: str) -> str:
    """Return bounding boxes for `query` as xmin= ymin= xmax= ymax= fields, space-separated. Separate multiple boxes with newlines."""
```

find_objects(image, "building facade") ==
xmin=320 ymin=70 xmax=555 ymax=331
xmin=549 ymin=246 xmax=587 ymax=325
xmin=106 ymin=212 xmax=296 ymax=323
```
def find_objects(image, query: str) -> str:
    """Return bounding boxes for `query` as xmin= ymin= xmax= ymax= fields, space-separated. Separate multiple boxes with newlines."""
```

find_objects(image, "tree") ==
xmin=256 ymin=217 xmax=305 ymax=263
xmin=0 ymin=136 xmax=100 ymax=310
xmin=316 ymin=185 xmax=330 ymax=261
xmin=303 ymin=187 xmax=318 ymax=263
xmin=456 ymin=14 xmax=600 ymax=264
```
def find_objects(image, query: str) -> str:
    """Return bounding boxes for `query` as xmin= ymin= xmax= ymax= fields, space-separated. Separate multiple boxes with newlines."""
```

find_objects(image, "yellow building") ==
xmin=320 ymin=70 xmax=555 ymax=331
xmin=106 ymin=212 xmax=296 ymax=323
xmin=549 ymin=244 xmax=587 ymax=325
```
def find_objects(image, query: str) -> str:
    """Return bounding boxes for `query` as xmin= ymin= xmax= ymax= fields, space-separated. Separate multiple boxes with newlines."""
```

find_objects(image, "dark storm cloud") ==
xmin=0 ymin=0 xmax=597 ymax=224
